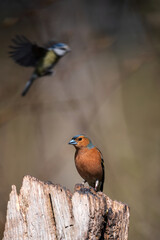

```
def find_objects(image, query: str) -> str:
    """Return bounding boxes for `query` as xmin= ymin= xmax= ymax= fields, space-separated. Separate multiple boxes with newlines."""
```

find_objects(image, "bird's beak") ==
xmin=68 ymin=139 xmax=77 ymax=145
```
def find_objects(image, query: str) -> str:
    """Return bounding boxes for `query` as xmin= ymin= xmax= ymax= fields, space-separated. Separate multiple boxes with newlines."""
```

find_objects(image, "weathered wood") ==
xmin=3 ymin=176 xmax=130 ymax=239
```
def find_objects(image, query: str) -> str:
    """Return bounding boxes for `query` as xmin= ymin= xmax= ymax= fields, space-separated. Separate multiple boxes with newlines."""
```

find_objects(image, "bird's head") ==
xmin=50 ymin=43 xmax=71 ymax=56
xmin=68 ymin=134 xmax=94 ymax=149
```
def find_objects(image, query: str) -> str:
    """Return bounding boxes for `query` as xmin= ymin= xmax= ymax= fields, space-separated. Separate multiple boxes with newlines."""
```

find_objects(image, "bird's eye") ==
xmin=61 ymin=47 xmax=66 ymax=50
xmin=78 ymin=138 xmax=82 ymax=141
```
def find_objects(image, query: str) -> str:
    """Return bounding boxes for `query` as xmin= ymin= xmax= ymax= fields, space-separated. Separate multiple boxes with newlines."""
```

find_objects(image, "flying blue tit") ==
xmin=9 ymin=35 xmax=70 ymax=96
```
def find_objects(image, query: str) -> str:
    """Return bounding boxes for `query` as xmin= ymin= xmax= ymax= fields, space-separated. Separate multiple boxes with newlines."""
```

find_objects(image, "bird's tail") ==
xmin=100 ymin=180 xmax=104 ymax=192
xmin=21 ymin=73 xmax=37 ymax=96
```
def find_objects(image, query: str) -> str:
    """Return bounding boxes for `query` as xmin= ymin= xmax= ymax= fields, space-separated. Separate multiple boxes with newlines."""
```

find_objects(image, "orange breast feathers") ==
xmin=75 ymin=147 xmax=103 ymax=185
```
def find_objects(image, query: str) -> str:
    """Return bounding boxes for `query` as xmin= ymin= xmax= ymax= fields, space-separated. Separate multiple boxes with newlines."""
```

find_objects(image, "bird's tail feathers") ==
xmin=21 ymin=73 xmax=37 ymax=96
xmin=100 ymin=180 xmax=104 ymax=192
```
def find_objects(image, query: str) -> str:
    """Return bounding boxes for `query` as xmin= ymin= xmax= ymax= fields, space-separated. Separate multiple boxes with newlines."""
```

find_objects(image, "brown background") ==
xmin=0 ymin=0 xmax=160 ymax=239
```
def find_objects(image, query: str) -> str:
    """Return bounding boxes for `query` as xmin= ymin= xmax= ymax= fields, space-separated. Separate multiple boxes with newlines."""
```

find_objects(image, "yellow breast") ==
xmin=37 ymin=51 xmax=57 ymax=75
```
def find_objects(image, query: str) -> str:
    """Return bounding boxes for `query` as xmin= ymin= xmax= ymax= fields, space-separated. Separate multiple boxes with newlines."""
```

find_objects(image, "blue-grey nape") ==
xmin=87 ymin=140 xmax=94 ymax=149
xmin=53 ymin=43 xmax=66 ymax=48
xmin=72 ymin=134 xmax=85 ymax=140
xmin=51 ymin=43 xmax=69 ymax=49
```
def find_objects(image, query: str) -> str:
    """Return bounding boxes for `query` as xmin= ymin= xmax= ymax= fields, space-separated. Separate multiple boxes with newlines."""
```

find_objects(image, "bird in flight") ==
xmin=9 ymin=35 xmax=70 ymax=96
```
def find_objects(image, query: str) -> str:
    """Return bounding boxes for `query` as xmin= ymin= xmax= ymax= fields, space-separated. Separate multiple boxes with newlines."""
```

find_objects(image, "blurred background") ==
xmin=0 ymin=0 xmax=160 ymax=239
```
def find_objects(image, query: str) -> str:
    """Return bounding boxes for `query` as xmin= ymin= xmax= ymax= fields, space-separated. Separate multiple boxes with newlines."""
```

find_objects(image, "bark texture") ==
xmin=3 ymin=176 xmax=130 ymax=239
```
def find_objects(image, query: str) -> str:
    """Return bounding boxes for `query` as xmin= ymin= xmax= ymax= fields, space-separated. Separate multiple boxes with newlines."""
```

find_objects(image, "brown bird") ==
xmin=69 ymin=134 xmax=105 ymax=192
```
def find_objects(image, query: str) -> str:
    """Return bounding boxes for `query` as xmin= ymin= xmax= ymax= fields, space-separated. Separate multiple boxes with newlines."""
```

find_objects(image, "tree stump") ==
xmin=3 ymin=176 xmax=130 ymax=239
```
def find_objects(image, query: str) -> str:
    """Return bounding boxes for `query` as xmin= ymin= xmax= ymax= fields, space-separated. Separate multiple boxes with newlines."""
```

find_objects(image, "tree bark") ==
xmin=3 ymin=176 xmax=130 ymax=239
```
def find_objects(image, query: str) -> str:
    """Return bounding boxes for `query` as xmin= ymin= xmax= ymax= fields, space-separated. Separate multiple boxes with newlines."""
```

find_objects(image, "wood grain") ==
xmin=3 ymin=176 xmax=130 ymax=239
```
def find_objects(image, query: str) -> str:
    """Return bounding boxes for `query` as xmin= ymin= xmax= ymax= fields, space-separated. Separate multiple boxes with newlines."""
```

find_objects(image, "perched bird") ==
xmin=69 ymin=134 xmax=105 ymax=192
xmin=9 ymin=35 xmax=70 ymax=96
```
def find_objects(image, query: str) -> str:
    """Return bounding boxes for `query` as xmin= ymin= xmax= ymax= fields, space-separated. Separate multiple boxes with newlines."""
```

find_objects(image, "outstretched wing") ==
xmin=9 ymin=35 xmax=47 ymax=67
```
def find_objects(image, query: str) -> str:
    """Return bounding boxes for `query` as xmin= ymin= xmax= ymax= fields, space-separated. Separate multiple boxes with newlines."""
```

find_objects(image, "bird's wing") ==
xmin=97 ymin=148 xmax=105 ymax=191
xmin=9 ymin=35 xmax=47 ymax=67
xmin=101 ymin=157 xmax=105 ymax=181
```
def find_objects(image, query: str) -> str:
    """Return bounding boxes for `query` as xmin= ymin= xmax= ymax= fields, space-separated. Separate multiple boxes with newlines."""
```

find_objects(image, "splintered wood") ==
xmin=3 ymin=176 xmax=130 ymax=239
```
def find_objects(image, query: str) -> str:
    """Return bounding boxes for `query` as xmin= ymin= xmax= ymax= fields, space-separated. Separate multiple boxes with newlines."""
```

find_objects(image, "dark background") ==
xmin=0 ymin=0 xmax=160 ymax=239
